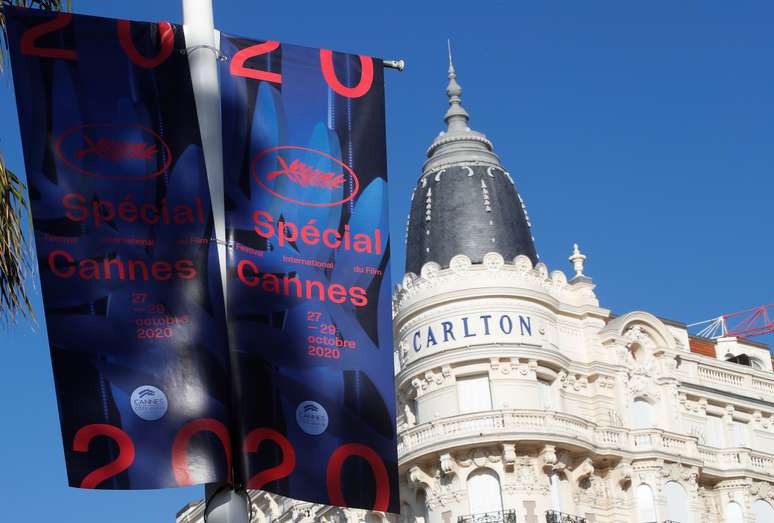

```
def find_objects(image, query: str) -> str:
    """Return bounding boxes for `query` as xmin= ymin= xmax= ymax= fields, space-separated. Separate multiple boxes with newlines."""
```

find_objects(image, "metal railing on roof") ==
xmin=457 ymin=510 xmax=518 ymax=523
xmin=545 ymin=510 xmax=588 ymax=523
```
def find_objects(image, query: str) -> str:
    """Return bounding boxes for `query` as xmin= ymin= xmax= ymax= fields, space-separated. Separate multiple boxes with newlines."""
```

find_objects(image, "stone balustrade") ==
xmin=686 ymin=357 xmax=774 ymax=401
xmin=398 ymin=409 xmax=774 ymax=478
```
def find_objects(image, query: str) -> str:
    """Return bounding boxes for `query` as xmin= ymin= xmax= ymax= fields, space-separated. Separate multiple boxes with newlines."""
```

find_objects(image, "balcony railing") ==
xmin=458 ymin=510 xmax=518 ymax=523
xmin=398 ymin=409 xmax=774 ymax=477
xmin=690 ymin=357 xmax=774 ymax=396
xmin=545 ymin=511 xmax=587 ymax=523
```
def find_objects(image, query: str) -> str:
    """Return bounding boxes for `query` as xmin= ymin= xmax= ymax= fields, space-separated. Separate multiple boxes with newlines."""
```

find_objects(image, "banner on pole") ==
xmin=4 ymin=7 xmax=233 ymax=490
xmin=219 ymin=34 xmax=398 ymax=511
xmin=5 ymin=7 xmax=397 ymax=512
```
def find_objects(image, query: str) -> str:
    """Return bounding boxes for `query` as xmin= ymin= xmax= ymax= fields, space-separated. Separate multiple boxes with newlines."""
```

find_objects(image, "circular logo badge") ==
xmin=295 ymin=400 xmax=329 ymax=435
xmin=130 ymin=385 xmax=168 ymax=421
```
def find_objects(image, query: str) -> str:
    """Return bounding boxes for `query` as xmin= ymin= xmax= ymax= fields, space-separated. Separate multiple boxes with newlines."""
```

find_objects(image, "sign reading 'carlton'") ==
xmin=410 ymin=313 xmax=534 ymax=353
xmin=5 ymin=6 xmax=397 ymax=513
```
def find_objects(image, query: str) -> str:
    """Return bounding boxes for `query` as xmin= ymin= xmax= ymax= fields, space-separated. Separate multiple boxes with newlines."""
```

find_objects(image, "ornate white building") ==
xmin=178 ymin=59 xmax=774 ymax=523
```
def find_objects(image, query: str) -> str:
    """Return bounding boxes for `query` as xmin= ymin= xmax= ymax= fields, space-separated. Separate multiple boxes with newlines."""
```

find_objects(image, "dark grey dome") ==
xmin=404 ymin=52 xmax=538 ymax=275
xmin=405 ymin=164 xmax=537 ymax=275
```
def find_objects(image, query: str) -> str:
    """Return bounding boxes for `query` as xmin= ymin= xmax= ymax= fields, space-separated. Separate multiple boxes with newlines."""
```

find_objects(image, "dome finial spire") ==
xmin=447 ymin=39 xmax=455 ymax=75
xmin=444 ymin=39 xmax=469 ymax=131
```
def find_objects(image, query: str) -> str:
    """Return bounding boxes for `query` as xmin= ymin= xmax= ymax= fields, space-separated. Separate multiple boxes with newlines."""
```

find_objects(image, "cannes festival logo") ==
xmin=54 ymin=124 xmax=172 ymax=181
xmin=295 ymin=400 xmax=329 ymax=435
xmin=252 ymin=146 xmax=359 ymax=207
xmin=130 ymin=385 xmax=168 ymax=421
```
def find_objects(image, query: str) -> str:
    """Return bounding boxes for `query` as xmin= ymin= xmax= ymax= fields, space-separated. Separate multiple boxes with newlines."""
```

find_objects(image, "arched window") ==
xmin=630 ymin=343 xmax=647 ymax=363
xmin=664 ymin=481 xmax=692 ymax=523
xmin=632 ymin=398 xmax=654 ymax=429
xmin=753 ymin=499 xmax=774 ymax=522
xmin=725 ymin=353 xmax=752 ymax=367
xmin=467 ymin=468 xmax=504 ymax=515
xmin=726 ymin=501 xmax=744 ymax=523
xmin=636 ymin=483 xmax=658 ymax=523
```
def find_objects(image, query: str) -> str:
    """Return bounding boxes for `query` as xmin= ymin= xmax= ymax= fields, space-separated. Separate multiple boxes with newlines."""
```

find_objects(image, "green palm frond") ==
xmin=0 ymin=154 xmax=33 ymax=324
xmin=0 ymin=0 xmax=69 ymax=324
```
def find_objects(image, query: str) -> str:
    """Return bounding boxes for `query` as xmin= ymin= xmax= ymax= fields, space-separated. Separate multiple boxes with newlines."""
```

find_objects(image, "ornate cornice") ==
xmin=393 ymin=253 xmax=606 ymax=321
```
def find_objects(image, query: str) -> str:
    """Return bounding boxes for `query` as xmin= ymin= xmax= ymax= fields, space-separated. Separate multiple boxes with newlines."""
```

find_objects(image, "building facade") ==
xmin=178 ymin=60 xmax=774 ymax=523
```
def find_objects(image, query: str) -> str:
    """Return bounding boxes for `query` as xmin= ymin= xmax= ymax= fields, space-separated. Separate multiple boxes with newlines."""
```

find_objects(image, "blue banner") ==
xmin=5 ymin=7 xmax=232 ymax=489
xmin=5 ymin=6 xmax=398 ymax=512
xmin=220 ymin=35 xmax=398 ymax=511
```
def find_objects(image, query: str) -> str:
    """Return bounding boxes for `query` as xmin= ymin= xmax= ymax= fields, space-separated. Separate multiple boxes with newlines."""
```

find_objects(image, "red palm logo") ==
xmin=266 ymin=155 xmax=346 ymax=190
xmin=253 ymin=146 xmax=359 ymax=207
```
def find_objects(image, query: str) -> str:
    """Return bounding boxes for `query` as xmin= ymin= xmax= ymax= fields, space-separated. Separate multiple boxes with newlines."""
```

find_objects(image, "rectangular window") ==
xmin=549 ymin=472 xmax=562 ymax=511
xmin=457 ymin=374 xmax=492 ymax=414
xmin=538 ymin=379 xmax=554 ymax=410
xmin=705 ymin=415 xmax=725 ymax=448
xmin=733 ymin=420 xmax=748 ymax=448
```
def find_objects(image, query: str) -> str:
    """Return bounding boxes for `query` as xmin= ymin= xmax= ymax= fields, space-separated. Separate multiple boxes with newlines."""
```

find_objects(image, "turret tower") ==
xmin=404 ymin=47 xmax=538 ymax=276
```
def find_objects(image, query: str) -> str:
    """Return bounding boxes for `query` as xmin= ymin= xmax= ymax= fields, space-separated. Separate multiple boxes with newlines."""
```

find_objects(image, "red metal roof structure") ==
xmin=689 ymin=304 xmax=774 ymax=339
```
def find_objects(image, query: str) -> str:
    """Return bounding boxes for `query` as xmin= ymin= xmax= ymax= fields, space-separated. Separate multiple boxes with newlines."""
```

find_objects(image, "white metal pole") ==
xmin=182 ymin=1 xmax=248 ymax=521
xmin=183 ymin=0 xmax=227 ymax=302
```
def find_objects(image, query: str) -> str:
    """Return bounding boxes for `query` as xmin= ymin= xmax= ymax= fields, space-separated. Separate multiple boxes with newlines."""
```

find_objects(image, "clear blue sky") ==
xmin=2 ymin=1 xmax=773 ymax=520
